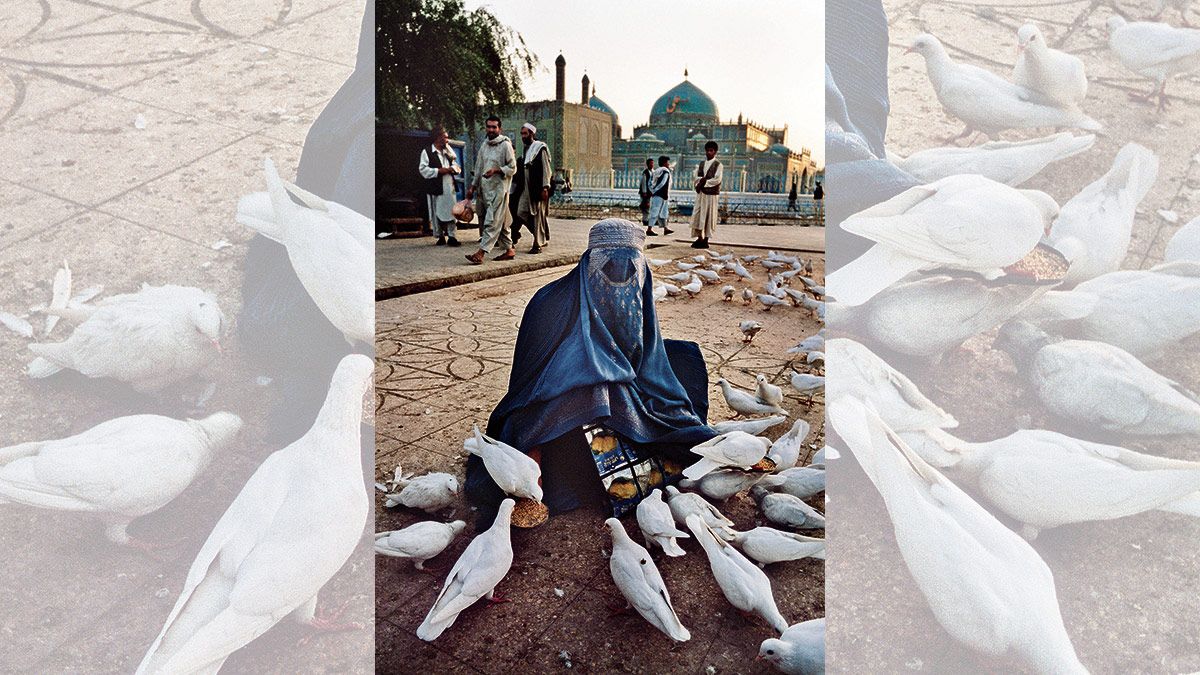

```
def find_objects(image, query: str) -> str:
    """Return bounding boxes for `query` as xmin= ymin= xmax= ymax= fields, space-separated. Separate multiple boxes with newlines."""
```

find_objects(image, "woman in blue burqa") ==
xmin=467 ymin=218 xmax=718 ymax=527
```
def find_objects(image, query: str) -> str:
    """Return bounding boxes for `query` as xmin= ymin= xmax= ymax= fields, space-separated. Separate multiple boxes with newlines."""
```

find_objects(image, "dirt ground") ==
xmin=828 ymin=0 xmax=1200 ymax=672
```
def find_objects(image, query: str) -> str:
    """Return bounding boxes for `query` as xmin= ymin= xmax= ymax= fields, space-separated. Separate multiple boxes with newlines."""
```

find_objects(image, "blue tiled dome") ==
xmin=650 ymin=79 xmax=718 ymax=124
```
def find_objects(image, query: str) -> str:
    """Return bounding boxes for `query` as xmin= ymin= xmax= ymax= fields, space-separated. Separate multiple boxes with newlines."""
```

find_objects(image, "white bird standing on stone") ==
xmin=788 ymin=332 xmax=824 ymax=355
xmin=758 ymin=293 xmax=789 ymax=311
xmin=0 ymin=412 xmax=242 ymax=548
xmin=685 ymin=514 xmax=790 ymax=632
xmin=717 ymin=378 xmax=786 ymax=416
xmin=417 ymin=499 xmax=516 ymax=641
xmin=665 ymin=271 xmax=692 ymax=283
xmin=997 ymin=321 xmax=1200 ymax=436
xmin=695 ymin=269 xmax=721 ymax=284
xmin=636 ymin=488 xmax=690 ymax=556
xmin=1166 ymin=216 xmax=1200 ymax=262
xmin=732 ymin=527 xmax=826 ymax=566
xmin=829 ymin=397 xmax=1088 ymax=674
xmin=790 ymin=373 xmax=824 ymax=406
xmin=676 ymin=261 xmax=700 ymax=271
xmin=1045 ymin=143 xmax=1158 ymax=285
xmin=381 ymin=469 xmax=459 ymax=513
xmin=136 ymin=354 xmax=373 ymax=675
xmin=375 ymin=520 xmax=466 ymax=571
xmin=922 ymin=428 xmax=1200 ymax=540
xmin=648 ymin=258 xmax=671 ymax=268
xmin=683 ymin=431 xmax=772 ymax=480
xmin=711 ymin=415 xmax=787 ymax=435
xmin=905 ymin=33 xmax=1101 ymax=141
xmin=463 ymin=426 xmax=543 ymax=503
xmin=665 ymin=485 xmax=737 ymax=540
xmin=26 ymin=284 xmax=225 ymax=393
xmin=682 ymin=275 xmax=703 ymax=297
xmin=739 ymin=322 xmax=763 ymax=346
xmin=890 ymin=133 xmax=1094 ymax=187
xmin=759 ymin=618 xmax=826 ymax=675
xmin=237 ymin=158 xmax=372 ymax=344
xmin=679 ymin=469 xmax=767 ymax=502
xmin=734 ymin=261 xmax=754 ymax=280
xmin=653 ymin=284 xmax=668 ymax=302
xmin=754 ymin=373 xmax=784 ymax=408
xmin=826 ymin=174 xmax=1058 ymax=307
xmin=1013 ymin=23 xmax=1088 ymax=109
xmin=662 ymin=283 xmax=682 ymax=297
xmin=1107 ymin=16 xmax=1200 ymax=111
xmin=767 ymin=419 xmax=811 ymax=470
xmin=605 ymin=518 xmax=691 ymax=642
xmin=721 ymin=285 xmax=736 ymax=301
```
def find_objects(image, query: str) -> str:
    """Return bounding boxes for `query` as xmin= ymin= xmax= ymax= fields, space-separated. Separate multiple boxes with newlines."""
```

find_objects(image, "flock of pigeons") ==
xmin=826 ymin=13 xmax=1200 ymax=673
xmin=375 ymin=250 xmax=829 ymax=673
xmin=649 ymin=249 xmax=826 ymax=318
xmin=0 ymin=158 xmax=374 ymax=672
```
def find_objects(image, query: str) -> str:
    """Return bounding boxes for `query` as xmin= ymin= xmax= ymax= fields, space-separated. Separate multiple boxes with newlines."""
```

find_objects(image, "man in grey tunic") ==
xmin=465 ymin=115 xmax=517 ymax=264
xmin=513 ymin=122 xmax=552 ymax=254
xmin=417 ymin=127 xmax=461 ymax=246
xmin=645 ymin=155 xmax=674 ymax=237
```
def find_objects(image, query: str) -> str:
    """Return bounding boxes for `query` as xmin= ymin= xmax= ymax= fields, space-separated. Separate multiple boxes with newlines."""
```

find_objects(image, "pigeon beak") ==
xmin=211 ymin=338 xmax=222 ymax=353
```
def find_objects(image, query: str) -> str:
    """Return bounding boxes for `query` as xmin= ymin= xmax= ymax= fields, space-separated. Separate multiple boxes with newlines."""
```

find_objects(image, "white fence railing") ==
xmin=565 ymin=169 xmax=815 ymax=194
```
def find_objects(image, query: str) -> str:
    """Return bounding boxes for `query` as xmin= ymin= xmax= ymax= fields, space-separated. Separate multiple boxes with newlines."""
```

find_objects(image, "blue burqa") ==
xmin=466 ymin=219 xmax=717 ymax=521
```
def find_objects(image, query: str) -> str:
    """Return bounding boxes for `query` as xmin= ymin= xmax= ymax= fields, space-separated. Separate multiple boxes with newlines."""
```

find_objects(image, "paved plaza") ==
xmin=0 ymin=1 xmax=369 ymax=672
xmin=375 ymin=231 xmax=826 ymax=673
xmin=828 ymin=0 xmax=1200 ymax=671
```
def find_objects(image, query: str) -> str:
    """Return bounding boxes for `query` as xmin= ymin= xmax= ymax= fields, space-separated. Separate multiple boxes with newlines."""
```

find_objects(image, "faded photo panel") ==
xmin=0 ymin=1 xmax=373 ymax=673
xmin=827 ymin=0 xmax=1200 ymax=672
xmin=375 ymin=0 xmax=825 ymax=671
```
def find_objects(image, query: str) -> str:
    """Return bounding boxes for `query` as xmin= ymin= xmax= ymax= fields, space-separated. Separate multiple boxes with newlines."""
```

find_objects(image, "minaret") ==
xmin=581 ymin=72 xmax=590 ymax=105
xmin=555 ymin=53 xmax=566 ymax=102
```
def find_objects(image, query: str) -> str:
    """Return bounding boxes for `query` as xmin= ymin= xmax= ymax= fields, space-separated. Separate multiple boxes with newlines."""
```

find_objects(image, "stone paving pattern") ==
xmin=375 ymin=238 xmax=826 ymax=674
xmin=828 ymin=0 xmax=1200 ymax=671
xmin=0 ymin=1 xmax=370 ymax=672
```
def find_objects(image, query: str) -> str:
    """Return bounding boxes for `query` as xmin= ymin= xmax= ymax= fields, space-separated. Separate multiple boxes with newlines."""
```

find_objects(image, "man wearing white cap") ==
xmin=466 ymin=115 xmax=517 ymax=264
xmin=513 ymin=122 xmax=552 ymax=254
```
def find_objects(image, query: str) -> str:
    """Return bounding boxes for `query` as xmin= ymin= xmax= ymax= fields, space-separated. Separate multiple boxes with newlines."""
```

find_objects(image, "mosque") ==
xmin=497 ymin=54 xmax=817 ymax=194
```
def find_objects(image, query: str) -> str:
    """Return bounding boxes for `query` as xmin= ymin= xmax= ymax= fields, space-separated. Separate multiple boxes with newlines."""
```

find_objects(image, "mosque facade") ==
xmin=496 ymin=55 xmax=817 ymax=194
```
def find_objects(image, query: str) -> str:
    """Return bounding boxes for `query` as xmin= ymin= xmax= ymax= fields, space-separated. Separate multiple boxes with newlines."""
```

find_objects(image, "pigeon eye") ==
xmin=767 ymin=650 xmax=775 ymax=656
xmin=640 ymin=559 xmax=647 ymax=565
xmin=199 ymin=302 xmax=207 ymax=307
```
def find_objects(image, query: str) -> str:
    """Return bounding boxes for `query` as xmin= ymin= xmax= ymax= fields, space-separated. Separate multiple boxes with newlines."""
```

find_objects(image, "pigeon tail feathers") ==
xmin=827 ymin=245 xmax=926 ymax=307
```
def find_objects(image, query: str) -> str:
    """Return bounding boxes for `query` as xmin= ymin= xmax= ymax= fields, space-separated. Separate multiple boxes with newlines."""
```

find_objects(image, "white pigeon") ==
xmin=732 ymin=527 xmax=825 ymax=566
xmin=713 ymin=252 xmax=734 ymax=263
xmin=760 ymin=618 xmax=826 ymax=675
xmin=662 ymin=283 xmax=683 ymax=297
xmin=734 ymin=262 xmax=753 ymax=280
xmin=653 ymin=284 xmax=668 ymax=302
xmin=742 ymin=318 xmax=765 ymax=337
xmin=741 ymin=288 xmax=754 ymax=304
xmin=665 ymin=485 xmax=736 ymax=540
xmin=685 ymin=514 xmax=789 ymax=632
xmin=826 ymin=174 xmax=1058 ymax=307
xmin=417 ymin=499 xmax=516 ymax=641
xmin=1013 ymin=23 xmax=1088 ymax=109
xmin=721 ymin=285 xmax=736 ymax=301
xmin=665 ymin=271 xmax=692 ymax=283
xmin=767 ymin=419 xmax=811 ymax=470
xmin=806 ymin=351 xmax=825 ymax=369
xmin=695 ymin=268 xmax=721 ymax=284
xmin=754 ymin=467 xmax=826 ymax=502
xmin=790 ymin=373 xmax=825 ymax=404
xmin=711 ymin=415 xmax=787 ymax=435
xmin=679 ymin=469 xmax=767 ymax=502
xmin=0 ymin=412 xmax=242 ymax=546
xmin=1018 ymin=261 xmax=1200 ymax=361
xmin=683 ymin=431 xmax=772 ymax=480
xmin=758 ymin=294 xmax=789 ymax=311
xmin=682 ymin=275 xmax=703 ymax=297
xmin=463 ymin=425 xmax=543 ymax=502
xmin=759 ymin=492 xmax=825 ymax=530
xmin=754 ymin=374 xmax=784 ymax=407
xmin=692 ymin=254 xmax=707 ymax=264
xmin=905 ymin=33 xmax=1101 ymax=139
xmin=828 ymin=397 xmax=1088 ymax=673
xmin=238 ymin=158 xmax=372 ymax=344
xmin=926 ymin=428 xmax=1200 ymax=540
xmin=1045 ymin=143 xmax=1158 ymax=285
xmin=996 ymin=321 xmax=1200 ymax=436
xmin=717 ymin=378 xmax=786 ymax=416
xmin=1165 ymin=215 xmax=1200 ymax=262
xmin=676 ymin=261 xmax=700 ymax=271
xmin=375 ymin=520 xmax=467 ymax=570
xmin=648 ymin=258 xmax=671 ymax=268
xmin=891 ymin=133 xmax=1094 ymax=187
xmin=26 ymin=284 xmax=225 ymax=393
xmin=136 ymin=354 xmax=373 ymax=675
xmin=382 ymin=470 xmax=459 ymax=513
xmin=742 ymin=255 xmax=762 ymax=264
xmin=787 ymin=332 xmax=824 ymax=355
xmin=761 ymin=260 xmax=786 ymax=271
xmin=605 ymin=518 xmax=691 ymax=642
xmin=636 ymin=488 xmax=690 ymax=556
xmin=1107 ymin=16 xmax=1200 ymax=111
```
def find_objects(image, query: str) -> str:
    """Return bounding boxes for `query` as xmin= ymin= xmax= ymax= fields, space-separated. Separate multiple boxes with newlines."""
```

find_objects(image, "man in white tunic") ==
xmin=690 ymin=140 xmax=722 ymax=249
xmin=645 ymin=155 xmax=674 ymax=237
xmin=417 ymin=127 xmax=462 ymax=246
xmin=513 ymin=122 xmax=552 ymax=254
xmin=465 ymin=115 xmax=517 ymax=264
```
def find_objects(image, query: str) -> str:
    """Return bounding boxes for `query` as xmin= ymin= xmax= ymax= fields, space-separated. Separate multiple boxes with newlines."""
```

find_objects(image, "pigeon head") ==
xmin=756 ymin=373 xmax=769 ymax=387
xmin=449 ymin=520 xmax=467 ymax=535
xmin=1016 ymin=24 xmax=1043 ymax=51
xmin=1106 ymin=15 xmax=1127 ymax=33
xmin=665 ymin=485 xmax=681 ymax=497
xmin=603 ymin=517 xmax=625 ymax=538
xmin=758 ymin=638 xmax=789 ymax=666
xmin=193 ymin=411 xmax=244 ymax=450
xmin=446 ymin=476 xmax=461 ymax=494
xmin=1016 ymin=189 xmax=1060 ymax=228
xmin=905 ymin=33 xmax=943 ymax=58
xmin=995 ymin=320 xmax=1054 ymax=362
xmin=494 ymin=498 xmax=516 ymax=527
xmin=188 ymin=295 xmax=226 ymax=350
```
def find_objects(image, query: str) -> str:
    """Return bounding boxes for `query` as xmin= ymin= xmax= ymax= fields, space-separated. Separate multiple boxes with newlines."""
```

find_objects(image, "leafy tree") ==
xmin=377 ymin=0 xmax=537 ymax=131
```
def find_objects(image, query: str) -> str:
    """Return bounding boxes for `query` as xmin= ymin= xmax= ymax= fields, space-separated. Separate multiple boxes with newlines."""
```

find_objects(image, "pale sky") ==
xmin=464 ymin=0 xmax=825 ymax=164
